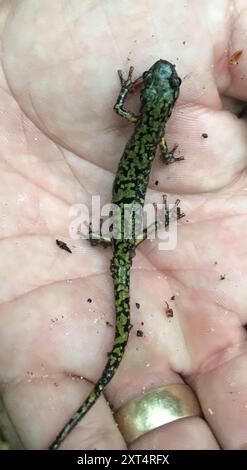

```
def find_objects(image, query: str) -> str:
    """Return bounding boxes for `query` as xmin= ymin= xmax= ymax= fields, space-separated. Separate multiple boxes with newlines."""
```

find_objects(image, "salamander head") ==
xmin=141 ymin=59 xmax=181 ymax=108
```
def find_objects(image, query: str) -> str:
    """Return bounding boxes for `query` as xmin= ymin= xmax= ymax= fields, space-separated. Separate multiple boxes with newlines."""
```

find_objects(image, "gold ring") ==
xmin=114 ymin=384 xmax=202 ymax=444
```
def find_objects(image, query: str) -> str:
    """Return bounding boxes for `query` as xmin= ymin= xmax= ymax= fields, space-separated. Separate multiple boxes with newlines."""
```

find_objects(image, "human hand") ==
xmin=0 ymin=0 xmax=247 ymax=450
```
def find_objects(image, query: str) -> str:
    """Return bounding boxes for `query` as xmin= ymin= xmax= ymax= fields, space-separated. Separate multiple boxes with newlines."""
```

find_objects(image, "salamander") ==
xmin=49 ymin=59 xmax=182 ymax=450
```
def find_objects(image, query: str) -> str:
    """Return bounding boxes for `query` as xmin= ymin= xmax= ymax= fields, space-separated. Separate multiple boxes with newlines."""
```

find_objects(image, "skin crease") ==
xmin=0 ymin=0 xmax=247 ymax=451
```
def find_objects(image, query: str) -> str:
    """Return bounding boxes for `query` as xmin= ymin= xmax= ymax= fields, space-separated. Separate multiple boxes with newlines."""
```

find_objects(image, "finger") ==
xmin=131 ymin=418 xmax=219 ymax=450
xmin=220 ymin=1 xmax=247 ymax=101
xmin=2 ymin=376 xmax=126 ymax=450
xmin=0 ymin=275 xmax=126 ymax=450
xmin=191 ymin=344 xmax=247 ymax=450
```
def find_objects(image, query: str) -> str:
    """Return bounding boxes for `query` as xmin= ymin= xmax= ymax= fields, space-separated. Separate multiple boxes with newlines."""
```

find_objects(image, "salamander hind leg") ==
xmin=135 ymin=196 xmax=185 ymax=247
xmin=88 ymin=221 xmax=112 ymax=247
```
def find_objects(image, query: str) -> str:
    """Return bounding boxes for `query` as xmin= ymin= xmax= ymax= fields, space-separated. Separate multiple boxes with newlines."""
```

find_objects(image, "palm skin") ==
xmin=0 ymin=0 xmax=247 ymax=450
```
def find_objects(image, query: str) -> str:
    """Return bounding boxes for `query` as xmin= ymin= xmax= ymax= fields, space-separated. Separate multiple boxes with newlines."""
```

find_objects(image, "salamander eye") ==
xmin=170 ymin=75 xmax=181 ymax=88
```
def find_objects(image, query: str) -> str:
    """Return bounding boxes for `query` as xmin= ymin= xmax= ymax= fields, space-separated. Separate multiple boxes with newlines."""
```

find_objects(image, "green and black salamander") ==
xmin=49 ymin=59 xmax=182 ymax=450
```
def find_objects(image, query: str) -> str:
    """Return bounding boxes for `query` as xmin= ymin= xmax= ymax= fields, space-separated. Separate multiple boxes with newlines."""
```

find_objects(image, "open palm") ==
xmin=0 ymin=0 xmax=247 ymax=450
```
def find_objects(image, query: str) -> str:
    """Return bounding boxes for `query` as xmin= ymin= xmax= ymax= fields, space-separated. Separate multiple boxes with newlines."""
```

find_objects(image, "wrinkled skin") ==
xmin=0 ymin=0 xmax=247 ymax=450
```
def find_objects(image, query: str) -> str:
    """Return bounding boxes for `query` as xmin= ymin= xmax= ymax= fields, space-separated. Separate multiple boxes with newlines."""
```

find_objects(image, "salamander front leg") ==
xmin=159 ymin=137 xmax=184 ymax=165
xmin=114 ymin=66 xmax=142 ymax=123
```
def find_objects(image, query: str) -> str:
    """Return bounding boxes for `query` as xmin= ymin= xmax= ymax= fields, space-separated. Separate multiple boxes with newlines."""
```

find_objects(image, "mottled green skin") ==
xmin=49 ymin=60 xmax=181 ymax=450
